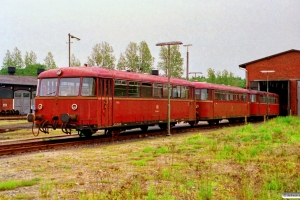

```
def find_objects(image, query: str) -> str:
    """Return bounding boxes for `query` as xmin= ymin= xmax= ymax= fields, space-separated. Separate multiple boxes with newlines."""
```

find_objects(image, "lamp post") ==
xmin=189 ymin=72 xmax=202 ymax=79
xmin=68 ymin=33 xmax=80 ymax=67
xmin=156 ymin=41 xmax=183 ymax=136
xmin=183 ymin=44 xmax=192 ymax=80
xmin=260 ymin=70 xmax=275 ymax=120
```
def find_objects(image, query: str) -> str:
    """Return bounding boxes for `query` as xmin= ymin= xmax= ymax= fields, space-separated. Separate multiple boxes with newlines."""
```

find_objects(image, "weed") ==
xmin=0 ymin=178 xmax=40 ymax=191
xmin=131 ymin=159 xmax=146 ymax=166
xmin=142 ymin=147 xmax=154 ymax=153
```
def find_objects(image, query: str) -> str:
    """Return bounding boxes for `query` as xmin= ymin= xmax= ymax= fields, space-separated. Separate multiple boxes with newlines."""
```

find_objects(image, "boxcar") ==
xmin=28 ymin=67 xmax=196 ymax=136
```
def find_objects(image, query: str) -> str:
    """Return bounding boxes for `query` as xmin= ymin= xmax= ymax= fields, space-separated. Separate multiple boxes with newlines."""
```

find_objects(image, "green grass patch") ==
xmin=0 ymin=178 xmax=40 ymax=191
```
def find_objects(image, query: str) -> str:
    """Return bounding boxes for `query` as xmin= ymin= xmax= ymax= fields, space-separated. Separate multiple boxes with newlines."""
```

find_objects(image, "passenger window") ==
xmin=181 ymin=86 xmax=188 ymax=99
xmin=128 ymin=81 xmax=140 ymax=98
xmin=81 ymin=78 xmax=96 ymax=96
xmin=201 ymin=89 xmax=208 ymax=100
xmin=172 ymin=85 xmax=180 ymax=98
xmin=141 ymin=82 xmax=152 ymax=98
xmin=153 ymin=83 xmax=162 ymax=98
xmin=114 ymin=80 xmax=127 ymax=97
xmin=163 ymin=85 xmax=169 ymax=98
xmin=195 ymin=89 xmax=201 ymax=100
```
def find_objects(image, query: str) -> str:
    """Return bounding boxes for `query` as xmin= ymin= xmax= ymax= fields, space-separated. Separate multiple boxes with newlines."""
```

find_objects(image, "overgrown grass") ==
xmin=0 ymin=178 xmax=41 ymax=191
xmin=1 ymin=116 xmax=300 ymax=199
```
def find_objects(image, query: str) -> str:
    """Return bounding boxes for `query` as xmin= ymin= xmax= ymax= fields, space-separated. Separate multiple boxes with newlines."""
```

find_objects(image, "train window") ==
xmin=141 ymin=82 xmax=152 ymax=98
xmin=201 ymin=89 xmax=208 ymax=100
xmin=153 ymin=83 xmax=162 ymax=98
xmin=114 ymin=80 xmax=127 ymax=97
xmin=172 ymin=85 xmax=180 ymax=98
xmin=250 ymin=94 xmax=256 ymax=102
xmin=181 ymin=86 xmax=187 ymax=99
xmin=229 ymin=93 xmax=233 ymax=101
xmin=81 ymin=78 xmax=96 ymax=96
xmin=40 ymin=78 xmax=58 ymax=96
xmin=59 ymin=78 xmax=80 ymax=96
xmin=163 ymin=84 xmax=169 ymax=98
xmin=260 ymin=95 xmax=266 ymax=103
xmin=195 ymin=89 xmax=201 ymax=100
xmin=214 ymin=90 xmax=220 ymax=100
xmin=128 ymin=81 xmax=140 ymax=98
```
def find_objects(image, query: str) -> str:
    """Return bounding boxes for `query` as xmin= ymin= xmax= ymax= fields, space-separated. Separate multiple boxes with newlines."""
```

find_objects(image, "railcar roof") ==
xmin=193 ymin=81 xmax=249 ymax=93
xmin=38 ymin=67 xmax=193 ymax=86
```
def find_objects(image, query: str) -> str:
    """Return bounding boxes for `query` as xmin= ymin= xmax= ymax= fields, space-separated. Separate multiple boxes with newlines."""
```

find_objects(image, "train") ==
xmin=27 ymin=67 xmax=279 ymax=137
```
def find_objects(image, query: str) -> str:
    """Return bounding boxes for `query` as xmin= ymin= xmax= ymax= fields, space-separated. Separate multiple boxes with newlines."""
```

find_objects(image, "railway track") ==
xmin=0 ymin=120 xmax=251 ymax=157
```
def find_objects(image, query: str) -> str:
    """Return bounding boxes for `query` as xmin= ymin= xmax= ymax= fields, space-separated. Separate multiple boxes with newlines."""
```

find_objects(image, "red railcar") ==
xmin=193 ymin=82 xmax=250 ymax=124
xmin=27 ymin=67 xmax=196 ymax=136
xmin=249 ymin=90 xmax=279 ymax=120
xmin=193 ymin=82 xmax=280 ymax=124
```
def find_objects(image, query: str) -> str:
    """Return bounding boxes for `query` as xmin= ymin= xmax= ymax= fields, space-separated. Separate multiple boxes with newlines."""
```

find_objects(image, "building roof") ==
xmin=239 ymin=49 xmax=300 ymax=68
xmin=0 ymin=75 xmax=37 ymax=86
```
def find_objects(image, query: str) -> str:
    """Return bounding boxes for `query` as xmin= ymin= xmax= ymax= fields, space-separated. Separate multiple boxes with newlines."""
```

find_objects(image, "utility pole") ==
xmin=183 ymin=44 xmax=192 ymax=80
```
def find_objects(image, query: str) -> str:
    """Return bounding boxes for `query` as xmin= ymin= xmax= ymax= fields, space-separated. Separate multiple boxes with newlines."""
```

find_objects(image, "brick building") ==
xmin=239 ymin=49 xmax=300 ymax=116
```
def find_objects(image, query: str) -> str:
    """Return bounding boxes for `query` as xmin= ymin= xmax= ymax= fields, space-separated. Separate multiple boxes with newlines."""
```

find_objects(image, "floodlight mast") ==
xmin=260 ymin=70 xmax=275 ymax=120
xmin=68 ymin=33 xmax=80 ymax=67
xmin=156 ymin=41 xmax=183 ymax=136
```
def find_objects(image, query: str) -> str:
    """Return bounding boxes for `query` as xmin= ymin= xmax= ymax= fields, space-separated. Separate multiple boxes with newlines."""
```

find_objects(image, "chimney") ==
xmin=152 ymin=70 xmax=159 ymax=76
xmin=8 ymin=67 xmax=16 ymax=75
xmin=37 ymin=68 xmax=45 ymax=75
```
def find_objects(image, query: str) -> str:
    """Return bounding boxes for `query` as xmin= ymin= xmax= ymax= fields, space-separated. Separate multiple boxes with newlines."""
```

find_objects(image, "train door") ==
xmin=100 ymin=79 xmax=113 ymax=126
xmin=14 ymin=90 xmax=31 ymax=114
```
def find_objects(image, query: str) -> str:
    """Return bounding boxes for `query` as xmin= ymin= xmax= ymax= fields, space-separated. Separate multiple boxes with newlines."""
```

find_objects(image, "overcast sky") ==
xmin=1 ymin=0 xmax=299 ymax=78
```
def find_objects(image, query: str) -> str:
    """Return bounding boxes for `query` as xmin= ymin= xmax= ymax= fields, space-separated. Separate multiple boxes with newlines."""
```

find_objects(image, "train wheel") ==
xmin=188 ymin=121 xmax=195 ymax=127
xmin=208 ymin=120 xmax=219 ymax=125
xmin=80 ymin=130 xmax=93 ymax=137
xmin=159 ymin=124 xmax=167 ymax=130
xmin=140 ymin=125 xmax=148 ymax=132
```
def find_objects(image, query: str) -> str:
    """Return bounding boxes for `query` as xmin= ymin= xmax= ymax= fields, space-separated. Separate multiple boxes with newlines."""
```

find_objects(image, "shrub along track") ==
xmin=0 ymin=120 xmax=251 ymax=157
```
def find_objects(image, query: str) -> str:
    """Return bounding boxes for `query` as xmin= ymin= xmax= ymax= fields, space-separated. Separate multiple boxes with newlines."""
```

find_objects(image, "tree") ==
xmin=70 ymin=54 xmax=81 ymax=66
xmin=191 ymin=68 xmax=246 ymax=88
xmin=138 ymin=41 xmax=154 ymax=74
xmin=87 ymin=42 xmax=116 ymax=69
xmin=2 ymin=47 xmax=24 ymax=69
xmin=157 ymin=45 xmax=184 ymax=78
xmin=2 ymin=50 xmax=13 ymax=69
xmin=124 ymin=42 xmax=139 ymax=72
xmin=12 ymin=47 xmax=23 ymax=69
xmin=117 ymin=53 xmax=127 ymax=70
xmin=22 ymin=64 xmax=46 ymax=76
xmin=44 ymin=52 xmax=57 ymax=70
xmin=24 ymin=51 xmax=37 ymax=67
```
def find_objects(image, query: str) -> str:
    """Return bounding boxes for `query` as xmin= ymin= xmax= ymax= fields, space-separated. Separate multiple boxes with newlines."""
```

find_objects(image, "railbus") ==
xmin=27 ymin=67 xmax=196 ymax=137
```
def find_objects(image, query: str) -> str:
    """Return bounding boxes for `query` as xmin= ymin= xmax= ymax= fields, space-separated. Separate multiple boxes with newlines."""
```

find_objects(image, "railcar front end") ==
xmin=27 ymin=68 xmax=103 ymax=137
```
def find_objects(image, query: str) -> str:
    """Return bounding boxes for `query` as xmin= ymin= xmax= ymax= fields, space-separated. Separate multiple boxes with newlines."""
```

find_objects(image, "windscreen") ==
xmin=59 ymin=78 xmax=80 ymax=96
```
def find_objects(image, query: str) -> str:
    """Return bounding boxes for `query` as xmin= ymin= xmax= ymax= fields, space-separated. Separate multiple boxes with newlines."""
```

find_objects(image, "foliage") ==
xmin=125 ymin=42 xmax=139 ymax=72
xmin=0 ymin=63 xmax=46 ymax=76
xmin=117 ymin=41 xmax=154 ymax=73
xmin=44 ymin=52 xmax=57 ymax=70
xmin=2 ymin=47 xmax=24 ymax=69
xmin=116 ymin=53 xmax=127 ymax=70
xmin=24 ymin=51 xmax=37 ymax=67
xmin=138 ymin=41 xmax=155 ymax=73
xmin=157 ymin=45 xmax=184 ymax=78
xmin=87 ymin=42 xmax=116 ymax=69
xmin=190 ymin=68 xmax=246 ymax=88
xmin=70 ymin=54 xmax=81 ymax=66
